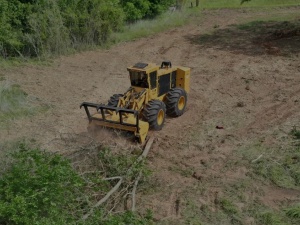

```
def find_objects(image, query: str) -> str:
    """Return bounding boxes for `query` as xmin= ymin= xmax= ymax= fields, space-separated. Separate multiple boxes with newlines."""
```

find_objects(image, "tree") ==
xmin=120 ymin=0 xmax=175 ymax=22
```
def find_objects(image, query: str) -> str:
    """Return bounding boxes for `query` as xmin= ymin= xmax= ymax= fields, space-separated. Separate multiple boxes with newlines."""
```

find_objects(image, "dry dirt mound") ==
xmin=1 ymin=7 xmax=300 ymax=224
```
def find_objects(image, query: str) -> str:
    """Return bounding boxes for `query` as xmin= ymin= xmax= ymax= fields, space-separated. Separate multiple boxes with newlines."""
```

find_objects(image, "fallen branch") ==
xmin=252 ymin=154 xmax=263 ymax=163
xmin=81 ymin=136 xmax=155 ymax=220
xmin=82 ymin=176 xmax=123 ymax=220
xmin=131 ymin=136 xmax=155 ymax=211
xmin=137 ymin=136 xmax=155 ymax=163
xmin=131 ymin=171 xmax=142 ymax=212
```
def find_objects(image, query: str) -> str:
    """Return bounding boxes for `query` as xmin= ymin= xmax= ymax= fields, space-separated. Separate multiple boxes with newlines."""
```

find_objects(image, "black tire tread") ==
xmin=107 ymin=94 xmax=123 ymax=107
xmin=143 ymin=100 xmax=166 ymax=130
xmin=165 ymin=88 xmax=187 ymax=117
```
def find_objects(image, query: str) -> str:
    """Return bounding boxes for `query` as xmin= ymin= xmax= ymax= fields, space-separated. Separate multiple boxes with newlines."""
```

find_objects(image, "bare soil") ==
xmin=1 ymin=7 xmax=300 ymax=224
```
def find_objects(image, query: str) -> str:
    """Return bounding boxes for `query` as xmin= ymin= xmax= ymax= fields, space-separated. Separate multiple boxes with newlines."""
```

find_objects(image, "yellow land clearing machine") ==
xmin=80 ymin=61 xmax=190 ymax=144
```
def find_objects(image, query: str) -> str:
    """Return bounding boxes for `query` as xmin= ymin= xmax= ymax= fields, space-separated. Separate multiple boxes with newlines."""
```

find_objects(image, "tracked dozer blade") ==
xmin=80 ymin=102 xmax=149 ymax=144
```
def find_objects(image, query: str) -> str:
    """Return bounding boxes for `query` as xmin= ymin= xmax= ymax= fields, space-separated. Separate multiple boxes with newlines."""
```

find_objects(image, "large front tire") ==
xmin=165 ymin=88 xmax=187 ymax=117
xmin=107 ymin=94 xmax=123 ymax=107
xmin=143 ymin=100 xmax=166 ymax=130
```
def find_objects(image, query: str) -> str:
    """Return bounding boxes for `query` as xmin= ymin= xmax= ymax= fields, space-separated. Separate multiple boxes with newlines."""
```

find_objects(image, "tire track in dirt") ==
xmin=242 ymin=88 xmax=300 ymax=133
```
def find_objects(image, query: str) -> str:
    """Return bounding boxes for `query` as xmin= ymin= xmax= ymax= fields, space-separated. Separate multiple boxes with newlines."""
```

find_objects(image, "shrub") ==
xmin=0 ymin=143 xmax=153 ymax=224
xmin=24 ymin=0 xmax=69 ymax=57
xmin=120 ymin=0 xmax=175 ymax=22
xmin=0 ymin=144 xmax=85 ymax=224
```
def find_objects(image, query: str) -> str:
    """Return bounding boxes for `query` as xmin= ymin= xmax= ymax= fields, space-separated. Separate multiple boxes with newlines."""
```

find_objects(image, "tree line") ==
xmin=0 ymin=0 xmax=176 ymax=58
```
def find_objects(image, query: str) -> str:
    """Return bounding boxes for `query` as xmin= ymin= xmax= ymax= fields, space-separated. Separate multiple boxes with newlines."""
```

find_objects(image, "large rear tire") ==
xmin=107 ymin=94 xmax=123 ymax=107
xmin=143 ymin=100 xmax=166 ymax=130
xmin=165 ymin=88 xmax=187 ymax=117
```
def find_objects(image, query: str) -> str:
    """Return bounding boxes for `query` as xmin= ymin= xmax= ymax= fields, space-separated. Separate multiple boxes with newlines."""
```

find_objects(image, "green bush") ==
xmin=0 ymin=144 xmax=85 ymax=224
xmin=58 ymin=0 xmax=125 ymax=46
xmin=0 ymin=143 xmax=153 ymax=224
xmin=24 ymin=0 xmax=69 ymax=57
xmin=0 ymin=0 xmax=175 ymax=58
xmin=0 ymin=0 xmax=125 ymax=57
xmin=253 ymin=158 xmax=299 ymax=188
xmin=0 ymin=0 xmax=27 ymax=57
xmin=120 ymin=0 xmax=175 ymax=22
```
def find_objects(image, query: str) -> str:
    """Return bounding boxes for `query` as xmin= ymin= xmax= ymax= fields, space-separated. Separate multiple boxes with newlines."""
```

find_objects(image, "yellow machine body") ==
xmin=80 ymin=61 xmax=190 ymax=144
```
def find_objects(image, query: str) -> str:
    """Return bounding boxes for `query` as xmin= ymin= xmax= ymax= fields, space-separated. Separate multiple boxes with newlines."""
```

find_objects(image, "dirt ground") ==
xmin=1 ymin=7 xmax=300 ymax=224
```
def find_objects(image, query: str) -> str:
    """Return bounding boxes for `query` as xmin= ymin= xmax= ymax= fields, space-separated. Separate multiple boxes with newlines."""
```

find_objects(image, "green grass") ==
xmin=237 ymin=142 xmax=300 ymax=189
xmin=0 ymin=83 xmax=31 ymax=121
xmin=181 ymin=196 xmax=242 ymax=225
xmin=285 ymin=204 xmax=300 ymax=219
xmin=0 ymin=56 xmax=55 ymax=69
xmin=256 ymin=211 xmax=284 ymax=225
xmin=198 ymin=0 xmax=300 ymax=9
xmin=111 ymin=10 xmax=191 ymax=44
xmin=219 ymin=198 xmax=239 ymax=215
xmin=0 ymin=82 xmax=49 ymax=128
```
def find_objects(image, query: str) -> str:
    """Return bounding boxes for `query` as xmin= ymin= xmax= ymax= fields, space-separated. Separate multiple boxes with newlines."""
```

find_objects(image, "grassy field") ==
xmin=0 ymin=81 xmax=49 ymax=129
xmin=0 ymin=83 xmax=31 ymax=125
xmin=198 ymin=0 xmax=300 ymax=9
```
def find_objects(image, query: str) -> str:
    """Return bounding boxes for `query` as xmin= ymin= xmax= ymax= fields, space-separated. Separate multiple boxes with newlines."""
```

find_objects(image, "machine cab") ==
xmin=129 ymin=70 xmax=149 ymax=88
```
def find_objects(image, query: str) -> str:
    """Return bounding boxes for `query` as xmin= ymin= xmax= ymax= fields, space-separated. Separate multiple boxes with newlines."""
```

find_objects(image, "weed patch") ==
xmin=285 ymin=203 xmax=300 ymax=219
xmin=220 ymin=198 xmax=239 ymax=214
xmin=290 ymin=126 xmax=300 ymax=140
xmin=256 ymin=211 xmax=283 ymax=225
xmin=0 ymin=82 xmax=48 ymax=127
xmin=253 ymin=160 xmax=299 ymax=188
xmin=111 ymin=10 xmax=191 ymax=44
xmin=236 ymin=140 xmax=300 ymax=189
xmin=0 ymin=83 xmax=28 ymax=112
